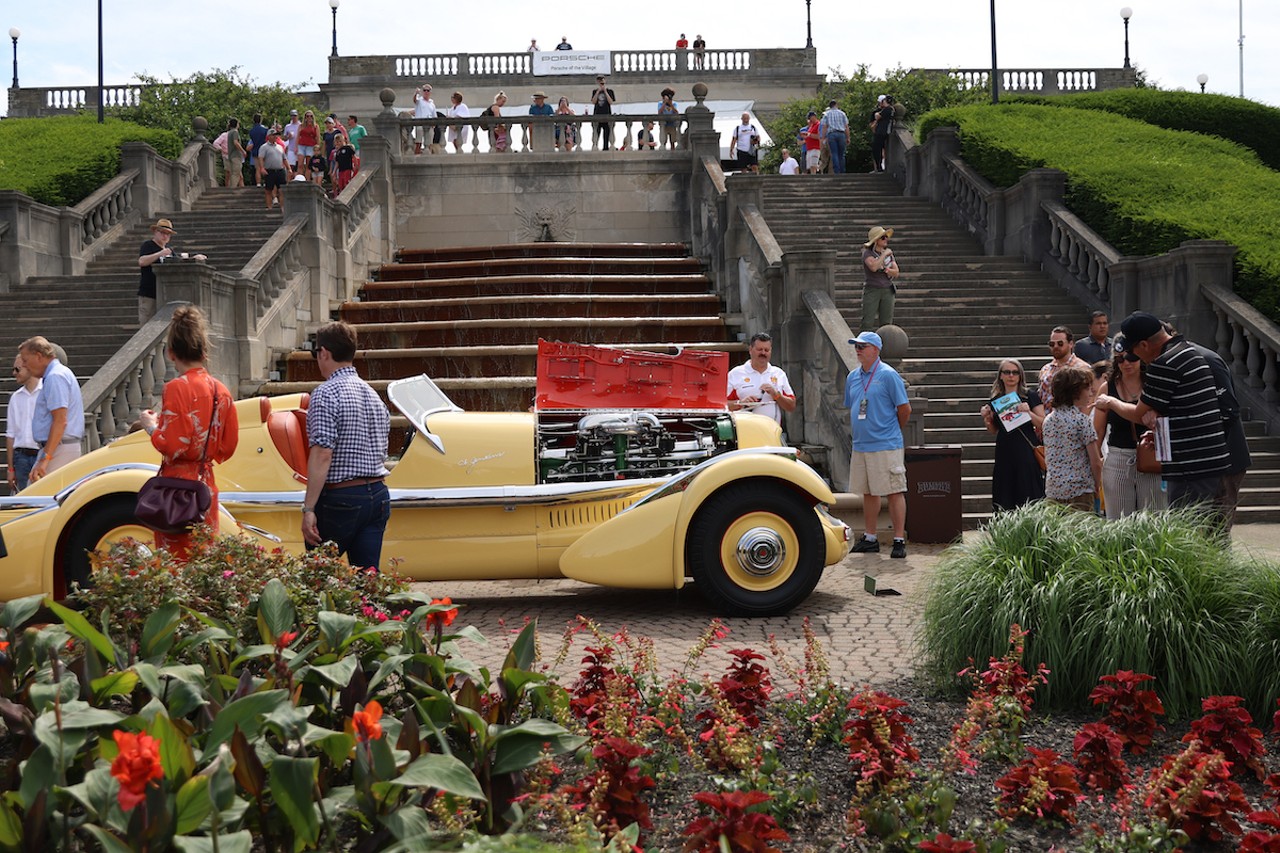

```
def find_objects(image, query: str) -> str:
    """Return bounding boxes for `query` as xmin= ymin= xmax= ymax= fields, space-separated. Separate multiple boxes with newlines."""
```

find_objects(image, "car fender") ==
xmin=559 ymin=450 xmax=834 ymax=590
xmin=42 ymin=465 xmax=159 ymax=590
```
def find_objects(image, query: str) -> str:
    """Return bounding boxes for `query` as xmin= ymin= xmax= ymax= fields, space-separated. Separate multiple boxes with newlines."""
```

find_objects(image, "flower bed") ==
xmin=0 ymin=529 xmax=1278 ymax=851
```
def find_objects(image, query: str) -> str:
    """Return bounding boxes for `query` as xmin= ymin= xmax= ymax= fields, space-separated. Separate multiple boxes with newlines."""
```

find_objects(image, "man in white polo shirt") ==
xmin=727 ymin=333 xmax=796 ymax=426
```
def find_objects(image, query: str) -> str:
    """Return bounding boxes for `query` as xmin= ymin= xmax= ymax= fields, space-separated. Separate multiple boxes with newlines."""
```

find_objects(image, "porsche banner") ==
xmin=532 ymin=51 xmax=612 ymax=76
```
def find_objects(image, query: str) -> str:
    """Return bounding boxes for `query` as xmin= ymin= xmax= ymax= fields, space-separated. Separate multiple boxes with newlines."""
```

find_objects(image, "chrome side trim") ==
xmin=52 ymin=463 xmax=160 ymax=505
xmin=236 ymin=523 xmax=283 ymax=543
xmin=222 ymin=478 xmax=668 ymax=510
xmin=626 ymin=446 xmax=800 ymax=511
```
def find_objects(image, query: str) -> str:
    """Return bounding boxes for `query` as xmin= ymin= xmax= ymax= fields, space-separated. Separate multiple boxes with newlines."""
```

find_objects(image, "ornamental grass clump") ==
xmin=921 ymin=502 xmax=1279 ymax=718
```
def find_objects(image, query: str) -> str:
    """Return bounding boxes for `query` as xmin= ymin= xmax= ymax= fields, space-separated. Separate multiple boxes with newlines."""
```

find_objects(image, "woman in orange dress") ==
xmin=138 ymin=306 xmax=239 ymax=560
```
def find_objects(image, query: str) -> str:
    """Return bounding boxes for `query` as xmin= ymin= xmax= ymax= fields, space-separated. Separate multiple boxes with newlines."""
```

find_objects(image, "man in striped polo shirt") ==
xmin=1095 ymin=311 xmax=1229 ymax=512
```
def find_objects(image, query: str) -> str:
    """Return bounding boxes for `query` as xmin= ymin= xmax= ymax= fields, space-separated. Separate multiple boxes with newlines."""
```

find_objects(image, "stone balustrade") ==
xmin=350 ymin=48 xmax=782 ymax=83
xmin=1204 ymin=282 xmax=1280 ymax=405
xmin=392 ymin=113 xmax=690 ymax=155
xmin=915 ymin=67 xmax=1138 ymax=96
xmin=1043 ymin=200 xmax=1122 ymax=305
xmin=73 ymin=169 xmax=137 ymax=245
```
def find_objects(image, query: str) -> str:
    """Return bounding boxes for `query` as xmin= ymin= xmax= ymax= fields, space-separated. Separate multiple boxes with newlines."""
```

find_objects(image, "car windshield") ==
xmin=387 ymin=375 xmax=461 ymax=453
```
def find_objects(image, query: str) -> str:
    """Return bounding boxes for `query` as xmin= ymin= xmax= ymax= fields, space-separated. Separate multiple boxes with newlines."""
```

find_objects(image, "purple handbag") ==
xmin=135 ymin=476 xmax=212 ymax=534
xmin=135 ymin=380 xmax=220 ymax=534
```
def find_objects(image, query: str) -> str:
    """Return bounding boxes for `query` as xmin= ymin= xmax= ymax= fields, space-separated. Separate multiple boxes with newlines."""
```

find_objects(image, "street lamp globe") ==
xmin=8 ymin=26 xmax=18 ymax=90
xmin=1120 ymin=7 xmax=1133 ymax=69
xmin=8 ymin=27 xmax=19 ymax=40
xmin=1197 ymin=73 xmax=1209 ymax=93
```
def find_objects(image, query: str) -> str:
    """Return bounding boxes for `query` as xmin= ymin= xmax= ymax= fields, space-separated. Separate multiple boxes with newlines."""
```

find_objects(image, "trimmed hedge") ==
xmin=0 ymin=115 xmax=182 ymax=207
xmin=918 ymin=103 xmax=1280 ymax=323
xmin=1006 ymin=88 xmax=1280 ymax=171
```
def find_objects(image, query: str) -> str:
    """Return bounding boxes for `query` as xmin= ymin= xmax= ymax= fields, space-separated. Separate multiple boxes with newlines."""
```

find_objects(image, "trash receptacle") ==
xmin=905 ymin=445 xmax=962 ymax=544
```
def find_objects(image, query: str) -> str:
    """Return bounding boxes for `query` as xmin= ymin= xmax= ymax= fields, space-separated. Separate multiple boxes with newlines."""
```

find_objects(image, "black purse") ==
xmin=136 ymin=381 xmax=220 ymax=534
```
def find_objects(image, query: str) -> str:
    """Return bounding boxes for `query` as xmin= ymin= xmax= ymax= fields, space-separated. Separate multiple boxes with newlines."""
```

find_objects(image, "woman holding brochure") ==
xmin=981 ymin=358 xmax=1046 ymax=511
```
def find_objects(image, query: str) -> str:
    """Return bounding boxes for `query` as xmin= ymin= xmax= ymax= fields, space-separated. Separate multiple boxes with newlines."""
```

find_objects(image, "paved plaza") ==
xmin=412 ymin=525 xmax=1280 ymax=690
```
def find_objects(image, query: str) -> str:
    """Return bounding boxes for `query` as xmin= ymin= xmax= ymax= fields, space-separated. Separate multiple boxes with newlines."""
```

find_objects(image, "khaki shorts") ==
xmin=849 ymin=448 xmax=907 ymax=496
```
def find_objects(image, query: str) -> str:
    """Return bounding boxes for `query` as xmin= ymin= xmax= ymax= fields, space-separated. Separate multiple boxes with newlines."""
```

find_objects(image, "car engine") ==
xmin=537 ymin=410 xmax=737 ymax=483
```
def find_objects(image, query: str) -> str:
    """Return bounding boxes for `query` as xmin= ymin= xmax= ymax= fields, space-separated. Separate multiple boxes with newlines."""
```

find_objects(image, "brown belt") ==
xmin=323 ymin=476 xmax=385 ymax=491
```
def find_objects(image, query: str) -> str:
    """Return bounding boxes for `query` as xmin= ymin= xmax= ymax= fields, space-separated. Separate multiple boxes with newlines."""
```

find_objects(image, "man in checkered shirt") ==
xmin=301 ymin=322 xmax=391 ymax=570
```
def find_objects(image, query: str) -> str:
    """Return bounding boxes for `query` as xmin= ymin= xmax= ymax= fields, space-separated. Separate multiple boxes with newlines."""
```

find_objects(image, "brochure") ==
xmin=992 ymin=391 xmax=1031 ymax=432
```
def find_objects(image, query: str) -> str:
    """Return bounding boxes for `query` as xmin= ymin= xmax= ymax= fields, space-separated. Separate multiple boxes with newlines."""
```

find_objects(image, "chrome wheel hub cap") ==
xmin=735 ymin=527 xmax=786 ymax=577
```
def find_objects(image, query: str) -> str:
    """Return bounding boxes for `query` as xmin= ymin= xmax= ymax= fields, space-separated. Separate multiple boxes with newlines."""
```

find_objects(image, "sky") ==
xmin=3 ymin=0 xmax=1277 ymax=116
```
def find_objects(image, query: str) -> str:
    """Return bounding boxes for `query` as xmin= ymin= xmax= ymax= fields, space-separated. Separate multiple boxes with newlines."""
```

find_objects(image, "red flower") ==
xmin=110 ymin=730 xmax=163 ymax=811
xmin=274 ymin=631 xmax=298 ymax=652
xmin=353 ymin=700 xmax=384 ymax=742
xmin=426 ymin=597 xmax=459 ymax=630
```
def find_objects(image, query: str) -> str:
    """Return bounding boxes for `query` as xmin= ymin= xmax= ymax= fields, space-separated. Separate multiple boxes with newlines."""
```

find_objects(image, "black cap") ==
xmin=1120 ymin=311 xmax=1162 ymax=345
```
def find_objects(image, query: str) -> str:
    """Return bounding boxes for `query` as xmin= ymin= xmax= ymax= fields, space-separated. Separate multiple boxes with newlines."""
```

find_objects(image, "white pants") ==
xmin=1101 ymin=446 xmax=1166 ymax=519
xmin=45 ymin=441 xmax=83 ymax=475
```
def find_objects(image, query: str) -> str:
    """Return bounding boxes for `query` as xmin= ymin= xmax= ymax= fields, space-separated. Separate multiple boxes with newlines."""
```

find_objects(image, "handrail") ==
xmin=1202 ymin=282 xmax=1280 ymax=405
xmin=70 ymin=168 xmax=138 ymax=246
xmin=240 ymin=214 xmax=308 ymax=311
xmin=80 ymin=303 xmax=180 ymax=451
xmin=1042 ymin=199 xmax=1122 ymax=304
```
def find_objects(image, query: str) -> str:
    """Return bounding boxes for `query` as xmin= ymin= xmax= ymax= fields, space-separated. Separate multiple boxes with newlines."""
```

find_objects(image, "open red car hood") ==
xmin=535 ymin=340 xmax=729 ymax=411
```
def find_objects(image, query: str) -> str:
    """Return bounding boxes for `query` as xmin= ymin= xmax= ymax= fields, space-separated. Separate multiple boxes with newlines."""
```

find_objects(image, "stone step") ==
xmin=339 ymin=293 xmax=723 ymax=323
xmin=375 ymin=256 xmax=706 ymax=281
xmin=358 ymin=273 xmax=712 ymax=301
xmin=396 ymin=242 xmax=692 ymax=263
xmin=347 ymin=317 xmax=731 ymax=349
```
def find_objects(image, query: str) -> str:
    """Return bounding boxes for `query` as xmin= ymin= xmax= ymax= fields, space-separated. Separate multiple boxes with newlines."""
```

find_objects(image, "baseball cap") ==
xmin=290 ymin=109 xmax=298 ymax=116
xmin=849 ymin=331 xmax=883 ymax=349
xmin=1119 ymin=311 xmax=1162 ymax=345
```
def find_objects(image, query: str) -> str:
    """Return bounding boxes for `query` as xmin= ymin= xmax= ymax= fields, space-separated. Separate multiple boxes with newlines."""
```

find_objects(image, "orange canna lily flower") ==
xmin=426 ymin=597 xmax=459 ymax=630
xmin=353 ymin=700 xmax=384 ymax=742
xmin=110 ymin=730 xmax=163 ymax=811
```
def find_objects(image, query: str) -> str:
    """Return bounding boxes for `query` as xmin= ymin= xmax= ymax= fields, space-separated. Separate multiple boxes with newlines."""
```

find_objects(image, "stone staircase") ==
xmin=759 ymin=174 xmax=1280 ymax=525
xmin=0 ymin=187 xmax=283 ymax=491
xmin=260 ymin=243 xmax=744 ymax=435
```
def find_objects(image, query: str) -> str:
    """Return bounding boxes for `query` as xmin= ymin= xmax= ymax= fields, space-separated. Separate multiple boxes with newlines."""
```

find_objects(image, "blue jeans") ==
xmin=312 ymin=480 xmax=390 ymax=571
xmin=11 ymin=449 xmax=36 ymax=492
xmin=827 ymin=130 xmax=847 ymax=174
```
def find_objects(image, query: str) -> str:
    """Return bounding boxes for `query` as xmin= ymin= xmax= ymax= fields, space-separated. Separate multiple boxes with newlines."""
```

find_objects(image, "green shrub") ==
xmin=73 ymin=527 xmax=411 ymax=645
xmin=1005 ymin=88 xmax=1280 ymax=171
xmin=0 ymin=114 xmax=182 ymax=206
xmin=916 ymin=102 xmax=1280 ymax=323
xmin=919 ymin=502 xmax=1280 ymax=719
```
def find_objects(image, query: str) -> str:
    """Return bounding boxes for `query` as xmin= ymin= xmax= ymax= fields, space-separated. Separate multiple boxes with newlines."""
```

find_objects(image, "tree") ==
xmin=110 ymin=66 xmax=312 ymax=141
xmin=759 ymin=65 xmax=988 ymax=173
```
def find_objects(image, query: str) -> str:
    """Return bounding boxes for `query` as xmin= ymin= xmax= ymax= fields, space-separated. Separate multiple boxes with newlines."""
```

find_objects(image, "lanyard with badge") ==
xmin=857 ymin=361 xmax=878 ymax=420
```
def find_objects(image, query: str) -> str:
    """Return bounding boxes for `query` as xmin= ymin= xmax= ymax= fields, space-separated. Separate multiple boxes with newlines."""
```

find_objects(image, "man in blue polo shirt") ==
xmin=844 ymin=331 xmax=911 ymax=558
xmin=20 ymin=336 xmax=85 ymax=482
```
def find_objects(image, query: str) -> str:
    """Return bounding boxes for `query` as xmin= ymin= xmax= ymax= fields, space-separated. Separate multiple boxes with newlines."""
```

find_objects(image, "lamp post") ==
xmin=804 ymin=0 xmax=813 ymax=49
xmin=1197 ymin=73 xmax=1208 ymax=93
xmin=1120 ymin=7 xmax=1132 ymax=69
xmin=97 ymin=0 xmax=104 ymax=123
xmin=1238 ymin=0 xmax=1244 ymax=97
xmin=8 ymin=27 xmax=18 ymax=89
xmin=989 ymin=0 xmax=999 ymax=104
xmin=329 ymin=0 xmax=340 ymax=58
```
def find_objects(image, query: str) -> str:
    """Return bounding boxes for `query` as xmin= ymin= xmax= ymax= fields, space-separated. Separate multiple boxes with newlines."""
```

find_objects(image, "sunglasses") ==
xmin=1120 ymin=353 xmax=1141 ymax=363
xmin=10 ymin=367 xmax=19 ymax=374
xmin=999 ymin=369 xmax=1020 ymax=376
xmin=1048 ymin=341 xmax=1068 ymax=347
xmin=854 ymin=343 xmax=871 ymax=350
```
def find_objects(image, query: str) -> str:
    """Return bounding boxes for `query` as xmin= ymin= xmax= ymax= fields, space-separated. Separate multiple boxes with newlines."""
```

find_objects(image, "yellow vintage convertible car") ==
xmin=0 ymin=343 xmax=849 ymax=615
